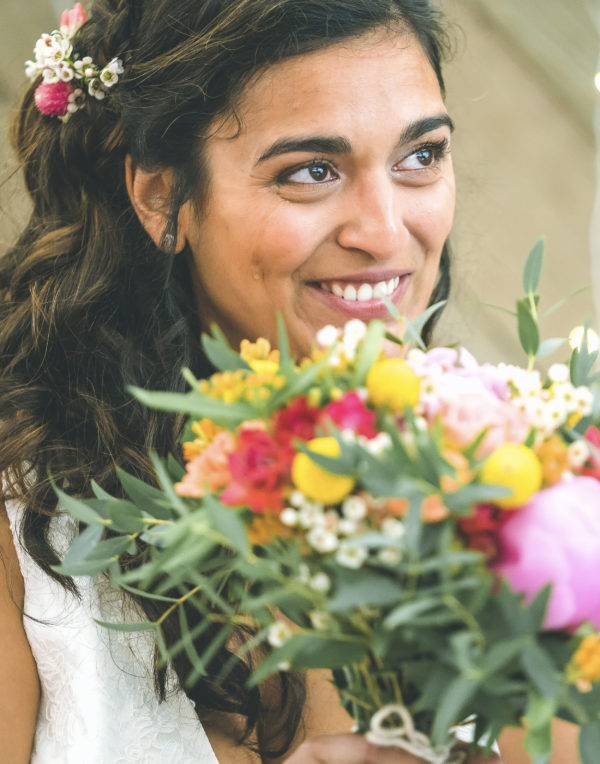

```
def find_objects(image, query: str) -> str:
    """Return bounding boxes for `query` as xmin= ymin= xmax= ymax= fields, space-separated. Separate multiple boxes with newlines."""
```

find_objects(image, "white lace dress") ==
xmin=6 ymin=500 xmax=219 ymax=764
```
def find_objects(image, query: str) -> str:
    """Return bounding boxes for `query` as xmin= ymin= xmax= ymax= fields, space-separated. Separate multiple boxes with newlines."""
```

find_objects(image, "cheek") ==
xmin=410 ymin=183 xmax=455 ymax=249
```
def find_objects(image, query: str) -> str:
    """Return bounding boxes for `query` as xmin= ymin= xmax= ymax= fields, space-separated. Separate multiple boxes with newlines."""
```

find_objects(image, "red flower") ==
xmin=456 ymin=504 xmax=503 ymax=561
xmin=221 ymin=429 xmax=290 ymax=512
xmin=581 ymin=425 xmax=600 ymax=480
xmin=273 ymin=396 xmax=320 ymax=446
xmin=319 ymin=392 xmax=378 ymax=439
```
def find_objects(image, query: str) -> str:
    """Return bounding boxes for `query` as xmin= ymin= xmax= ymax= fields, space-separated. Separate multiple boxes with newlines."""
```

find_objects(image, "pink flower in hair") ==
xmin=34 ymin=81 xmax=74 ymax=118
xmin=60 ymin=3 xmax=88 ymax=37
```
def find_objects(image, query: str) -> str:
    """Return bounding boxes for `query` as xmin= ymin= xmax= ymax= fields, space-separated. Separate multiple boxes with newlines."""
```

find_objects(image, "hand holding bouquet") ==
xmin=57 ymin=242 xmax=600 ymax=763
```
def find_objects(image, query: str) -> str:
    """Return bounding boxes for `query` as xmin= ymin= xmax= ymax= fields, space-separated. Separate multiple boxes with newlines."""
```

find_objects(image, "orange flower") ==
xmin=381 ymin=494 xmax=449 ymax=523
xmin=182 ymin=419 xmax=225 ymax=461
xmin=175 ymin=431 xmax=236 ymax=497
xmin=247 ymin=511 xmax=292 ymax=545
xmin=440 ymin=450 xmax=473 ymax=493
xmin=567 ymin=634 xmax=600 ymax=691
xmin=536 ymin=435 xmax=569 ymax=486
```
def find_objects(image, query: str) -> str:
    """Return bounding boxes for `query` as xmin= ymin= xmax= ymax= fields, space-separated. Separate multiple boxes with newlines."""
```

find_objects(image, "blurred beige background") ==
xmin=1 ymin=0 xmax=598 ymax=366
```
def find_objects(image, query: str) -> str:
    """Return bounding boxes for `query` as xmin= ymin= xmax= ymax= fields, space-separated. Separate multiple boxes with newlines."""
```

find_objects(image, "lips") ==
xmin=308 ymin=272 xmax=410 ymax=319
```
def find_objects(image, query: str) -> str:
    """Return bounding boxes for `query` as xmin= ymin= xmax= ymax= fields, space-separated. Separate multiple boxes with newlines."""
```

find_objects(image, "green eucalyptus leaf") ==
xmin=95 ymin=619 xmax=158 ymax=633
xmin=276 ymin=313 xmax=294 ymax=374
xmin=516 ymin=298 xmax=540 ymax=357
xmin=383 ymin=597 xmax=441 ymax=629
xmin=150 ymin=451 xmax=189 ymax=516
xmin=536 ymin=337 xmax=566 ymax=359
xmin=53 ymin=557 xmax=118 ymax=576
xmin=85 ymin=535 xmax=134 ymax=561
xmin=91 ymin=481 xmax=114 ymax=500
xmin=203 ymin=495 xmax=249 ymax=555
xmin=480 ymin=635 xmax=531 ymax=676
xmin=522 ymin=238 xmax=545 ymax=294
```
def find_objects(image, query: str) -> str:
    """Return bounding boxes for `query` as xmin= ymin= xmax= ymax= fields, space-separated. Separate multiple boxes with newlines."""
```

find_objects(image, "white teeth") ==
xmin=321 ymin=276 xmax=402 ymax=301
xmin=356 ymin=284 xmax=373 ymax=302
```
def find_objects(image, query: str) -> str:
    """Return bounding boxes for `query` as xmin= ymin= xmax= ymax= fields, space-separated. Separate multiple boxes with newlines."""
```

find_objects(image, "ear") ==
xmin=125 ymin=155 xmax=188 ymax=253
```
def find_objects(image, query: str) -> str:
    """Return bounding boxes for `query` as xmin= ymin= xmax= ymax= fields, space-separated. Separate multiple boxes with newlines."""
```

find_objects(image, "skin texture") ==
xmin=129 ymin=31 xmax=456 ymax=359
xmin=0 ymin=504 xmax=40 ymax=763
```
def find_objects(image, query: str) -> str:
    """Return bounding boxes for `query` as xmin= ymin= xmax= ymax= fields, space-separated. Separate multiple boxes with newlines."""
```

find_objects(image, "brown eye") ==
xmin=282 ymin=161 xmax=338 ymax=185
xmin=415 ymin=148 xmax=434 ymax=166
xmin=308 ymin=164 xmax=329 ymax=181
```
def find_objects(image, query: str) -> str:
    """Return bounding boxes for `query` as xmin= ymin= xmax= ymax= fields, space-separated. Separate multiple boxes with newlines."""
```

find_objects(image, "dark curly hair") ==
xmin=0 ymin=0 xmax=452 ymax=757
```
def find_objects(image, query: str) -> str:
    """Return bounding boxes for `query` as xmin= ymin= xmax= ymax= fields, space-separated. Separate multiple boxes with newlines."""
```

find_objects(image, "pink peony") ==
xmin=175 ymin=431 xmax=236 ymax=498
xmin=60 ymin=2 xmax=88 ymax=35
xmin=34 ymin=81 xmax=74 ymax=117
xmin=493 ymin=476 xmax=600 ymax=630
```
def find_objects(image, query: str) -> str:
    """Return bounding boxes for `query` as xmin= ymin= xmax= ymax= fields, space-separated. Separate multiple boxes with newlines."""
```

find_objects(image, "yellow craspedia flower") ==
xmin=480 ymin=442 xmax=542 ymax=509
xmin=291 ymin=437 xmax=355 ymax=505
xmin=366 ymin=358 xmax=420 ymax=412
xmin=249 ymin=359 xmax=280 ymax=375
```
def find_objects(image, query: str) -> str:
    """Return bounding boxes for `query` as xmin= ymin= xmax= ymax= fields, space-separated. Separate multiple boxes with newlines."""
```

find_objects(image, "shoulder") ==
xmin=0 ymin=500 xmax=40 ymax=763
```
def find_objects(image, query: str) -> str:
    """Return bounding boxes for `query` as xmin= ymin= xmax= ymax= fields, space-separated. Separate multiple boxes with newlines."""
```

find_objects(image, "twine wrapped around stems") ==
xmin=366 ymin=705 xmax=467 ymax=764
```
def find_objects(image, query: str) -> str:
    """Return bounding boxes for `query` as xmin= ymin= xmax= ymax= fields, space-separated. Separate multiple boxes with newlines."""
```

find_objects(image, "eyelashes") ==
xmin=275 ymin=136 xmax=451 ymax=187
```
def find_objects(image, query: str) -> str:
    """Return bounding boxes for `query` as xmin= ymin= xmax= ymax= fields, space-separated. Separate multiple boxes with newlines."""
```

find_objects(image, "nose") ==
xmin=335 ymin=172 xmax=408 ymax=260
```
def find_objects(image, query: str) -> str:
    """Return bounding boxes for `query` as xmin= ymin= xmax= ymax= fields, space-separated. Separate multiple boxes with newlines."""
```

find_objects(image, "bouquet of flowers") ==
xmin=57 ymin=242 xmax=600 ymax=763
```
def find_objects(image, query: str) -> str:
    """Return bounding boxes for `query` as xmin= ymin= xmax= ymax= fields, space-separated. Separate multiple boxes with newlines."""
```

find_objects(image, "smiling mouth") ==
xmin=315 ymin=276 xmax=401 ymax=302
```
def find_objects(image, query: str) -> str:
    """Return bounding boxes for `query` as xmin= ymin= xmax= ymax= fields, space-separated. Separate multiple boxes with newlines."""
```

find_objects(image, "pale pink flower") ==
xmin=493 ymin=476 xmax=600 ymax=630
xmin=438 ymin=391 xmax=530 ymax=457
xmin=60 ymin=3 xmax=88 ymax=36
xmin=175 ymin=431 xmax=236 ymax=498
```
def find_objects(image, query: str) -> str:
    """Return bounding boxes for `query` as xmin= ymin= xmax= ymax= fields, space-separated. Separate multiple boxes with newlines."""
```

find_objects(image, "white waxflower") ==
xmin=499 ymin=364 xmax=542 ymax=396
xmin=307 ymin=527 xmax=339 ymax=553
xmin=342 ymin=319 xmax=367 ymax=360
xmin=378 ymin=547 xmax=402 ymax=564
xmin=42 ymin=68 xmax=59 ymax=84
xmin=85 ymin=66 xmax=97 ymax=78
xmin=100 ymin=64 xmax=120 ymax=87
xmin=567 ymin=439 xmax=590 ymax=469
xmin=337 ymin=518 xmax=358 ymax=536
xmin=310 ymin=572 xmax=331 ymax=592
xmin=569 ymin=326 xmax=600 ymax=352
xmin=316 ymin=325 xmax=341 ymax=348
xmin=574 ymin=387 xmax=594 ymax=416
xmin=277 ymin=661 xmax=291 ymax=671
xmin=268 ymin=621 xmax=293 ymax=648
xmin=381 ymin=517 xmax=405 ymax=539
xmin=289 ymin=489 xmax=307 ymax=508
xmin=66 ymin=88 xmax=86 ymax=114
xmin=280 ymin=507 xmax=299 ymax=527
xmin=88 ymin=79 xmax=106 ymax=100
xmin=336 ymin=544 xmax=368 ymax=569
xmin=365 ymin=432 xmax=392 ymax=455
xmin=551 ymin=382 xmax=578 ymax=413
xmin=544 ymin=398 xmax=569 ymax=429
xmin=548 ymin=363 xmax=570 ymax=384
xmin=342 ymin=495 xmax=367 ymax=521
xmin=309 ymin=610 xmax=331 ymax=630
xmin=340 ymin=428 xmax=357 ymax=443
xmin=298 ymin=502 xmax=326 ymax=529
xmin=56 ymin=62 xmax=74 ymax=82
xmin=25 ymin=60 xmax=41 ymax=80
xmin=297 ymin=563 xmax=311 ymax=584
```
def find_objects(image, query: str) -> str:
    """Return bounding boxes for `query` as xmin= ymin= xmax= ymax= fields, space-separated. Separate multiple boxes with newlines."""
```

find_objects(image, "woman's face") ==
xmin=180 ymin=30 xmax=455 ymax=357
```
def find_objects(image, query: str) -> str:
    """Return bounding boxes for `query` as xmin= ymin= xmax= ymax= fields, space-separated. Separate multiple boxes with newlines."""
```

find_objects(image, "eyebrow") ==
xmin=256 ymin=114 xmax=454 ymax=164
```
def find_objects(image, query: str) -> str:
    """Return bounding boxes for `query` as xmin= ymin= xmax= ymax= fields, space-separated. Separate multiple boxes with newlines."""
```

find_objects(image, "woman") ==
xmin=0 ymin=0 xmax=577 ymax=761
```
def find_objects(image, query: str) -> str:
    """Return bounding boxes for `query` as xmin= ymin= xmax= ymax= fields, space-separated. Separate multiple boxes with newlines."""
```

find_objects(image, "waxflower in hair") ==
xmin=25 ymin=3 xmax=124 ymax=121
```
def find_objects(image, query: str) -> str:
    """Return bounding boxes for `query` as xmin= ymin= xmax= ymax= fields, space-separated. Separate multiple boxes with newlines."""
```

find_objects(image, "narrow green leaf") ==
xmin=579 ymin=722 xmax=600 ymax=764
xmin=95 ymin=619 xmax=158 ymax=633
xmin=150 ymin=451 xmax=189 ymax=516
xmin=201 ymin=324 xmax=252 ymax=372
xmin=520 ymin=643 xmax=561 ymax=699
xmin=516 ymin=298 xmax=540 ymax=357
xmin=85 ymin=535 xmax=133 ymax=560
xmin=522 ymin=238 xmax=545 ymax=294
xmin=328 ymin=569 xmax=401 ymax=612
xmin=204 ymin=496 xmax=249 ymax=555
xmin=276 ymin=313 xmax=294 ymax=374
xmin=117 ymin=468 xmax=173 ymax=521
xmin=53 ymin=558 xmax=117 ymax=576
xmin=53 ymin=485 xmax=108 ymax=527
xmin=351 ymin=320 xmax=386 ymax=387
xmin=431 ymin=676 xmax=479 ymax=745
xmin=402 ymin=301 xmax=447 ymax=349
xmin=106 ymin=499 xmax=145 ymax=533
xmin=480 ymin=635 xmax=531 ymax=676
xmin=383 ymin=597 xmax=441 ymax=629
xmin=128 ymin=387 xmax=256 ymax=427
xmin=60 ymin=524 xmax=104 ymax=566
xmin=536 ymin=337 xmax=566 ymax=359
xmin=91 ymin=481 xmax=114 ymax=500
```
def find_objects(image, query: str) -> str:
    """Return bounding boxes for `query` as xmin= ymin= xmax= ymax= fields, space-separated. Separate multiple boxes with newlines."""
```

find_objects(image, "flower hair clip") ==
xmin=25 ymin=3 xmax=124 ymax=121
